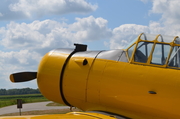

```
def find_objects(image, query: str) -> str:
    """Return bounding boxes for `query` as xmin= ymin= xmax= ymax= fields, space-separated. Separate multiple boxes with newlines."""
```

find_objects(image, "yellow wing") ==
xmin=0 ymin=112 xmax=121 ymax=119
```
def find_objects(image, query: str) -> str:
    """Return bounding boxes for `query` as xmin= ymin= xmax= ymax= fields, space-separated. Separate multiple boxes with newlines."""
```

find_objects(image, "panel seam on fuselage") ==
xmin=85 ymin=51 xmax=104 ymax=102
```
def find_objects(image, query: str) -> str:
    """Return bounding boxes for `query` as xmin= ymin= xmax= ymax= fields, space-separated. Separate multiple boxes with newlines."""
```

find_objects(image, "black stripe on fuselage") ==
xmin=59 ymin=44 xmax=88 ymax=106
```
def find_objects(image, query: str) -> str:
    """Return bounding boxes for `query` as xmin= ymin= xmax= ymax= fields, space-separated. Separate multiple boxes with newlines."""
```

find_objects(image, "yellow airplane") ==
xmin=1 ymin=33 xmax=180 ymax=119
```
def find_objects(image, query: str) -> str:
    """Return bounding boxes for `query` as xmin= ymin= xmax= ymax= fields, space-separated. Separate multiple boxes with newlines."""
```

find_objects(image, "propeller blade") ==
xmin=10 ymin=72 xmax=37 ymax=83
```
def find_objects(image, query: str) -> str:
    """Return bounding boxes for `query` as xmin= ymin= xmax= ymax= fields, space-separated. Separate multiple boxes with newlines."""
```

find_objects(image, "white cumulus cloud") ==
xmin=1 ymin=16 xmax=111 ymax=54
xmin=107 ymin=0 xmax=180 ymax=49
xmin=70 ymin=16 xmax=112 ymax=41
xmin=149 ymin=0 xmax=180 ymax=34
xmin=0 ymin=0 xmax=98 ymax=20
xmin=108 ymin=24 xmax=149 ymax=49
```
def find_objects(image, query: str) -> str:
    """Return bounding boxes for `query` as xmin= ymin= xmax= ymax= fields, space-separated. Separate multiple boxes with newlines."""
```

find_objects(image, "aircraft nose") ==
xmin=37 ymin=44 xmax=87 ymax=106
xmin=37 ymin=49 xmax=74 ymax=105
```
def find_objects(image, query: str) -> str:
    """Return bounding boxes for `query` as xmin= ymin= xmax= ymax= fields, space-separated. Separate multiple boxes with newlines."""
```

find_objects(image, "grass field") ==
xmin=0 ymin=94 xmax=78 ymax=116
xmin=0 ymin=94 xmax=48 ymax=108
xmin=0 ymin=96 xmax=81 ymax=116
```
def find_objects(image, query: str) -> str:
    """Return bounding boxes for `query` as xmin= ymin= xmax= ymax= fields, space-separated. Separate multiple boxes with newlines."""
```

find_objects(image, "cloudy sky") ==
xmin=0 ymin=0 xmax=180 ymax=89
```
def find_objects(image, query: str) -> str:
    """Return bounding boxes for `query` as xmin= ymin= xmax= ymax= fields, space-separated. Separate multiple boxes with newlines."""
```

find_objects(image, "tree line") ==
xmin=0 ymin=88 xmax=41 ymax=95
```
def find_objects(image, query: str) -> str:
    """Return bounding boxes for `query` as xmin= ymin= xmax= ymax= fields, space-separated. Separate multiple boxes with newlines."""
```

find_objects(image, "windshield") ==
xmin=124 ymin=38 xmax=137 ymax=49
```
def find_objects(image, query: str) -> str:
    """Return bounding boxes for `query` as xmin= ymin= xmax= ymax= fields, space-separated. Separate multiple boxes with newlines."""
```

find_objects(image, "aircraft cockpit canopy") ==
xmin=125 ymin=33 xmax=180 ymax=69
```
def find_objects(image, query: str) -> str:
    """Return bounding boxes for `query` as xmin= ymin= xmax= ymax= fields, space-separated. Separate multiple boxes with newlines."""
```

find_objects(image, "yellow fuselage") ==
xmin=37 ymin=48 xmax=180 ymax=119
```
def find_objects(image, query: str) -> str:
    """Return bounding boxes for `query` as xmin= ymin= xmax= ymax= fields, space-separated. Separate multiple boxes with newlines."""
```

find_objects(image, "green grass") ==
xmin=0 ymin=94 xmax=48 ymax=108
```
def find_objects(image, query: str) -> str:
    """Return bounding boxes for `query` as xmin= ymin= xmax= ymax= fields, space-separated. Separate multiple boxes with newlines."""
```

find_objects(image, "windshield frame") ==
xmin=125 ymin=33 xmax=180 ymax=69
